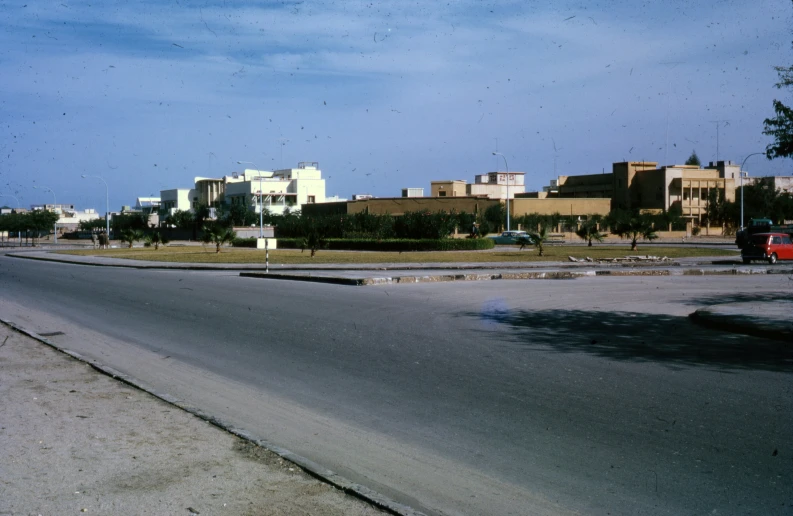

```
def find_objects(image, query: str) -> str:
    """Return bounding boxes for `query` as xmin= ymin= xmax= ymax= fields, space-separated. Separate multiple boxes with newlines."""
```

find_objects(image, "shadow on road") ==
xmin=466 ymin=308 xmax=793 ymax=372
xmin=680 ymin=290 xmax=793 ymax=306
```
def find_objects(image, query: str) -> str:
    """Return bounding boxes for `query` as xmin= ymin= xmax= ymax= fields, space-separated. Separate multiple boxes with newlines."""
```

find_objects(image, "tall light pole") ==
xmin=237 ymin=161 xmax=264 ymax=238
xmin=81 ymin=175 xmax=110 ymax=238
xmin=739 ymin=152 xmax=764 ymax=229
xmin=33 ymin=185 xmax=58 ymax=243
xmin=492 ymin=152 xmax=510 ymax=231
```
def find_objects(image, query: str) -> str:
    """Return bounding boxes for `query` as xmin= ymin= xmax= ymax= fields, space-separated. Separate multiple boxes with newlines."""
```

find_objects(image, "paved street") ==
xmin=1 ymin=256 xmax=791 ymax=515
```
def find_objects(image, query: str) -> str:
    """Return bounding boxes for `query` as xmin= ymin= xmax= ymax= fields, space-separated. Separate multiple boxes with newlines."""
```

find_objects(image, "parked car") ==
xmin=741 ymin=233 xmax=793 ymax=264
xmin=488 ymin=230 xmax=535 ymax=245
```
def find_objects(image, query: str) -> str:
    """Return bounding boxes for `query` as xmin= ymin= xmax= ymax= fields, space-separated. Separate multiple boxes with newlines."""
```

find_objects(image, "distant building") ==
xmin=430 ymin=180 xmax=467 ymax=197
xmin=530 ymin=160 xmax=739 ymax=224
xmin=401 ymin=188 xmax=424 ymax=198
xmin=743 ymin=175 xmax=793 ymax=194
xmin=225 ymin=161 xmax=326 ymax=216
xmin=160 ymin=188 xmax=197 ymax=213
xmin=352 ymin=194 xmax=374 ymax=200
xmin=431 ymin=172 xmax=526 ymax=199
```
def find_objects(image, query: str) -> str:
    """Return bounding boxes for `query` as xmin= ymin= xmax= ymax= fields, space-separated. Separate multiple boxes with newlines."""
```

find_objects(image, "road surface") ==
xmin=1 ymin=256 xmax=791 ymax=515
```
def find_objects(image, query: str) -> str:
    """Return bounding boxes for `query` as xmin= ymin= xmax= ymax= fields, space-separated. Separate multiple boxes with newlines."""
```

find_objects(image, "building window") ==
xmin=439 ymin=191 xmax=447 ymax=197
xmin=307 ymin=195 xmax=316 ymax=204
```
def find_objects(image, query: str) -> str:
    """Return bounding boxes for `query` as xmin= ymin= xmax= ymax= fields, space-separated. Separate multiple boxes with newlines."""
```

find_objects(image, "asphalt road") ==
xmin=1 ymin=256 xmax=791 ymax=515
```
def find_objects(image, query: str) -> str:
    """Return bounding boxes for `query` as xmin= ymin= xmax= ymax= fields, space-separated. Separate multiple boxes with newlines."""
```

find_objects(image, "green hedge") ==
xmin=276 ymin=238 xmax=494 ymax=252
xmin=231 ymin=237 xmax=257 ymax=248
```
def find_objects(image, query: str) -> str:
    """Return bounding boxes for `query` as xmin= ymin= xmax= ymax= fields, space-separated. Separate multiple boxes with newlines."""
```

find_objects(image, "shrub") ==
xmin=231 ymin=237 xmax=257 ymax=248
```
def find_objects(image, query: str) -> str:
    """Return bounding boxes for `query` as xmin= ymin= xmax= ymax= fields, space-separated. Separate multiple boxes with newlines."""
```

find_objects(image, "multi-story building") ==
xmin=224 ymin=162 xmax=326 ymax=216
xmin=533 ymin=160 xmax=739 ymax=224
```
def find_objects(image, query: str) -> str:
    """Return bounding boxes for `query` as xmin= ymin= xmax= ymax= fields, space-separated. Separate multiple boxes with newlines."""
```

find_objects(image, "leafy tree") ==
xmin=119 ymin=229 xmax=144 ymax=248
xmin=575 ymin=218 xmax=605 ymax=247
xmin=608 ymin=212 xmax=658 ymax=251
xmin=763 ymin=64 xmax=793 ymax=159
xmin=166 ymin=210 xmax=195 ymax=230
xmin=78 ymin=218 xmax=107 ymax=231
xmin=484 ymin=204 xmax=506 ymax=233
xmin=527 ymin=226 xmax=549 ymax=256
xmin=111 ymin=212 xmax=148 ymax=233
xmin=685 ymin=150 xmax=701 ymax=167
xmin=201 ymin=224 xmax=236 ymax=253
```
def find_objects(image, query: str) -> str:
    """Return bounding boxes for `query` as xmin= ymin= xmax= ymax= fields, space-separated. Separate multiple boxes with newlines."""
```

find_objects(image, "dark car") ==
xmin=741 ymin=233 xmax=793 ymax=264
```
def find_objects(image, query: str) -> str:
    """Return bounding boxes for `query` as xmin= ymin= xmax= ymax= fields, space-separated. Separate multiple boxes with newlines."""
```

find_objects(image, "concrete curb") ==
xmin=0 ymin=318 xmax=426 ymax=516
xmin=241 ymin=266 xmax=793 ymax=286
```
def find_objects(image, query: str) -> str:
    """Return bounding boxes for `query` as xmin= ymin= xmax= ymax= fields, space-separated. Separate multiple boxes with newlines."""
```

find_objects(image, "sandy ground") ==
xmin=0 ymin=324 xmax=386 ymax=516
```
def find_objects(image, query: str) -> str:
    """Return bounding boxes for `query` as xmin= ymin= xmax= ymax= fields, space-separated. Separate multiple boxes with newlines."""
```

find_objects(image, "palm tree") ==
xmin=202 ymin=224 xmax=236 ymax=253
xmin=120 ymin=229 xmax=144 ymax=248
xmin=144 ymin=232 xmax=169 ymax=250
xmin=611 ymin=216 xmax=658 ymax=251
xmin=527 ymin=226 xmax=549 ymax=256
xmin=575 ymin=219 xmax=605 ymax=247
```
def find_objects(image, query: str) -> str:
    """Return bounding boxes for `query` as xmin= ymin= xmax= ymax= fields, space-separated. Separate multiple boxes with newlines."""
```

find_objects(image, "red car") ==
xmin=741 ymin=232 xmax=793 ymax=264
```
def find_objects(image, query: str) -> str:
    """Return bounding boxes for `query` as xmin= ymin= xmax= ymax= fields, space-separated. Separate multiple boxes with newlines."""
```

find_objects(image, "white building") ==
xmin=467 ymin=172 xmax=526 ymax=199
xmin=224 ymin=162 xmax=326 ymax=215
xmin=160 ymin=188 xmax=197 ymax=214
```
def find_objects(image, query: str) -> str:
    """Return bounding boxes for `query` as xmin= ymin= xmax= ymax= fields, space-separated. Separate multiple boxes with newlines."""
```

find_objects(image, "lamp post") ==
xmin=492 ymin=152 xmax=511 ymax=231
xmin=81 ymin=175 xmax=110 ymax=239
xmin=33 ymin=185 xmax=58 ymax=243
xmin=739 ymin=152 xmax=764 ymax=230
xmin=237 ymin=161 xmax=264 ymax=238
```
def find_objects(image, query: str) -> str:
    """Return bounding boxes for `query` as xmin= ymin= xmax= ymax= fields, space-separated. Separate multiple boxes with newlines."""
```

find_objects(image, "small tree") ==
xmin=301 ymin=226 xmax=328 ymax=258
xmin=143 ymin=231 xmax=169 ymax=250
xmin=201 ymin=224 xmax=236 ymax=253
xmin=685 ymin=150 xmax=701 ymax=167
xmin=610 ymin=214 xmax=658 ymax=251
xmin=527 ymin=226 xmax=549 ymax=256
xmin=120 ymin=229 xmax=144 ymax=248
xmin=575 ymin=219 xmax=606 ymax=247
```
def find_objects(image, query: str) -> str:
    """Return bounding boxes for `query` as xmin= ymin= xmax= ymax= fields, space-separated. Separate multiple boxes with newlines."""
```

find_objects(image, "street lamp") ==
xmin=739 ymin=152 xmax=765 ymax=229
xmin=81 ymin=175 xmax=110 ymax=239
xmin=492 ymin=152 xmax=511 ymax=231
xmin=33 ymin=185 xmax=58 ymax=243
xmin=237 ymin=161 xmax=264 ymax=238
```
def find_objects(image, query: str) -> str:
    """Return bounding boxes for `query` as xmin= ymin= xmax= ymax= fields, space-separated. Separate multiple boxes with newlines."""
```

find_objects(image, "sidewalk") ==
xmin=0 ymin=324 xmax=388 ymax=516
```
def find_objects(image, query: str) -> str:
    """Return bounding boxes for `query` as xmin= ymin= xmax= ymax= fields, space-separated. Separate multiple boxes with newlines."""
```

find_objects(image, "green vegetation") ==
xmin=58 ymin=245 xmax=736 ymax=265
xmin=119 ymin=229 xmax=145 ymax=248
xmin=575 ymin=218 xmax=606 ymax=247
xmin=606 ymin=211 xmax=658 ymax=251
xmin=527 ymin=226 xmax=549 ymax=256
xmin=201 ymin=223 xmax=236 ymax=253
xmin=763 ymin=62 xmax=793 ymax=159
xmin=0 ymin=210 xmax=59 ymax=244
xmin=685 ymin=150 xmax=701 ymax=167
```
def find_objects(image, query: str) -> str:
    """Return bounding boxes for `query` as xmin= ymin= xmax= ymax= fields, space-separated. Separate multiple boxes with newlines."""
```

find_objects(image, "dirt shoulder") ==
xmin=0 ymin=324 xmax=386 ymax=516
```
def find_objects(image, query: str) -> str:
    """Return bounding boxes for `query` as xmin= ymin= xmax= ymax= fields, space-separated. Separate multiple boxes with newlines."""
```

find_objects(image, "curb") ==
xmin=0 ymin=318 xmax=426 ymax=516
xmin=241 ymin=266 xmax=793 ymax=286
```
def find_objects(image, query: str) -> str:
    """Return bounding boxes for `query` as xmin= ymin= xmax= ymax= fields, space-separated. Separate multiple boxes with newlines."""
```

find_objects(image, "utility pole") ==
xmin=710 ymin=120 xmax=730 ymax=163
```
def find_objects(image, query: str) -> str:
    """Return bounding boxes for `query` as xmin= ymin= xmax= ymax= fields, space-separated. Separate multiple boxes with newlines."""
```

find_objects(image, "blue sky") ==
xmin=1 ymin=0 xmax=791 ymax=211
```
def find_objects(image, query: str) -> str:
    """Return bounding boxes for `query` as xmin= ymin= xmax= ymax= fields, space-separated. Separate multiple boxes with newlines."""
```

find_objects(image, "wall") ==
xmin=346 ymin=196 xmax=499 ymax=215
xmin=511 ymin=198 xmax=611 ymax=217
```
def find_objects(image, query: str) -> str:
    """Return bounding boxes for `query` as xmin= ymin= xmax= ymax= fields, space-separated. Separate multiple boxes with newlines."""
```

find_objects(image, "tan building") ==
xmin=430 ymin=180 xmax=467 ymax=197
xmin=532 ymin=160 xmax=739 ymax=224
